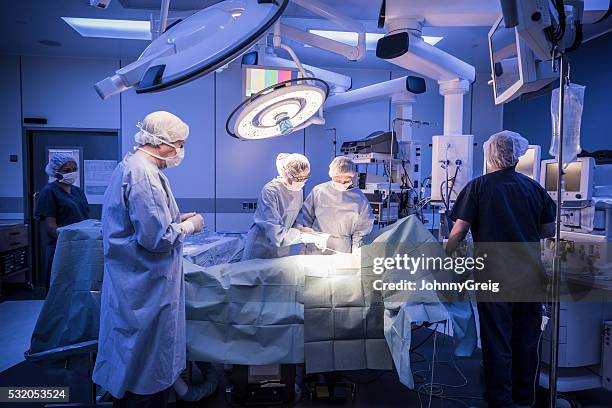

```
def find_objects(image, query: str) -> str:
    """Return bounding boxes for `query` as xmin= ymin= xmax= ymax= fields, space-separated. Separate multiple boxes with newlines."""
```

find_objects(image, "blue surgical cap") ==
xmin=45 ymin=153 xmax=77 ymax=177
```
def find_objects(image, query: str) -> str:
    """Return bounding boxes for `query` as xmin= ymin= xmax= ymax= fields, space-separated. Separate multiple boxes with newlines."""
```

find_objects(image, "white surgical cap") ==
xmin=45 ymin=153 xmax=77 ymax=177
xmin=134 ymin=111 xmax=189 ymax=146
xmin=329 ymin=156 xmax=356 ymax=178
xmin=276 ymin=153 xmax=310 ymax=180
xmin=484 ymin=130 xmax=529 ymax=169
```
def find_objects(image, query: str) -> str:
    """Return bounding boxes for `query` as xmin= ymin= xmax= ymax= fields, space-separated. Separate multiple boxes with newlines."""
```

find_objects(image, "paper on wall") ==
xmin=84 ymin=160 xmax=117 ymax=204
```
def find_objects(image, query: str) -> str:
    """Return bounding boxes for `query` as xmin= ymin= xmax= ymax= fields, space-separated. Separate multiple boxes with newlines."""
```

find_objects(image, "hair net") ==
xmin=45 ymin=152 xmax=78 ymax=177
xmin=276 ymin=153 xmax=310 ymax=180
xmin=329 ymin=156 xmax=356 ymax=178
xmin=134 ymin=111 xmax=189 ymax=146
xmin=484 ymin=130 xmax=529 ymax=169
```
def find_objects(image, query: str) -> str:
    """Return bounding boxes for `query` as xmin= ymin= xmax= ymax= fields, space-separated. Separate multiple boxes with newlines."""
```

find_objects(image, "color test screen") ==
xmin=244 ymin=66 xmax=299 ymax=98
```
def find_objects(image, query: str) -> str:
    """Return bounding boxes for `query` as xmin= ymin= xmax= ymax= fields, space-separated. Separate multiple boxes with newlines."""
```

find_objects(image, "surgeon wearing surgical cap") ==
xmin=242 ymin=153 xmax=327 ymax=260
xmin=36 ymin=152 xmax=89 ymax=290
xmin=445 ymin=130 xmax=556 ymax=408
xmin=93 ymin=111 xmax=203 ymax=407
xmin=300 ymin=156 xmax=374 ymax=254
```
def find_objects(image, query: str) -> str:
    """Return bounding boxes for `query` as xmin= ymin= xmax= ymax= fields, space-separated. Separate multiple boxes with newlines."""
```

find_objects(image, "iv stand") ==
xmin=548 ymin=52 xmax=566 ymax=408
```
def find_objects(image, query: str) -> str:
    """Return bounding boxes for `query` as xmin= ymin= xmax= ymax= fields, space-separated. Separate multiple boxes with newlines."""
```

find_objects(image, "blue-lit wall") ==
xmin=0 ymin=54 xmax=502 ymax=231
xmin=503 ymin=32 xmax=612 ymax=157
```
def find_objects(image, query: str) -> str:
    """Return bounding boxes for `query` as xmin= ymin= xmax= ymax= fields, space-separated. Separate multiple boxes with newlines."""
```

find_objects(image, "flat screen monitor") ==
xmin=540 ymin=157 xmax=595 ymax=202
xmin=242 ymin=65 xmax=300 ymax=99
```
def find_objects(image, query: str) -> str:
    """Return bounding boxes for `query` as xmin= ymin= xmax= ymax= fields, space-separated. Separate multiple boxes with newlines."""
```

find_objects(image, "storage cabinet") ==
xmin=0 ymin=223 xmax=29 ymax=296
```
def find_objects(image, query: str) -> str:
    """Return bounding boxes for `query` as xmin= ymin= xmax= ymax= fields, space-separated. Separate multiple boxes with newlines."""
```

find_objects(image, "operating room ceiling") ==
xmin=1 ymin=0 xmax=611 ymax=73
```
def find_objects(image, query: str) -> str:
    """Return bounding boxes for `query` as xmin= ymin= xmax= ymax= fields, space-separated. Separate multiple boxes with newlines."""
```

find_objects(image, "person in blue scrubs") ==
xmin=35 ymin=153 xmax=89 ymax=289
xmin=300 ymin=156 xmax=374 ymax=254
xmin=242 ymin=153 xmax=327 ymax=260
xmin=445 ymin=131 xmax=556 ymax=408
xmin=93 ymin=111 xmax=204 ymax=408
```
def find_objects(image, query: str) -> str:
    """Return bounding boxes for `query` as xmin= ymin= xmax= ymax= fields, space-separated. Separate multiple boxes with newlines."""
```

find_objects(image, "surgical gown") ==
xmin=242 ymin=177 xmax=303 ymax=260
xmin=92 ymin=152 xmax=186 ymax=398
xmin=300 ymin=181 xmax=374 ymax=253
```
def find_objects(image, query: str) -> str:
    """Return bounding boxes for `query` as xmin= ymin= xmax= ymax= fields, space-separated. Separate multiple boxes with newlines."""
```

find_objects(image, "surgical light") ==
xmin=308 ymin=29 xmax=443 ymax=50
xmin=226 ymin=78 xmax=329 ymax=140
xmin=62 ymin=17 xmax=151 ymax=40
xmin=94 ymin=0 xmax=288 ymax=99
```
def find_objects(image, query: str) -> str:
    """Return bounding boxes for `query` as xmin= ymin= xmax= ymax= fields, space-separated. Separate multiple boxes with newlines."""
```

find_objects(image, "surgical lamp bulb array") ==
xmin=226 ymin=77 xmax=330 ymax=140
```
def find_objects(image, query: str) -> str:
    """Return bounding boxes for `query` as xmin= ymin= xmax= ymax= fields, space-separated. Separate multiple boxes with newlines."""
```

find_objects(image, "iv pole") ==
xmin=548 ymin=51 xmax=566 ymax=408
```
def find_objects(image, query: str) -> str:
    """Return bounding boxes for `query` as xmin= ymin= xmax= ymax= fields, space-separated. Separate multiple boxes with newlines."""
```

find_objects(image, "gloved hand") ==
xmin=301 ymin=231 xmax=319 ymax=244
xmin=181 ymin=212 xmax=197 ymax=222
xmin=179 ymin=213 xmax=204 ymax=235
xmin=302 ymin=232 xmax=329 ymax=250
xmin=314 ymin=234 xmax=329 ymax=251
xmin=297 ymin=226 xmax=315 ymax=234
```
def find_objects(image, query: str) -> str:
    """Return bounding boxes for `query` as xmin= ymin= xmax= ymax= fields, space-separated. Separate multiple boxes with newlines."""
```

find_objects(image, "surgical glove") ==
xmin=315 ymin=234 xmax=329 ymax=250
xmin=179 ymin=214 xmax=204 ymax=235
xmin=181 ymin=212 xmax=196 ymax=222
xmin=302 ymin=232 xmax=329 ymax=250
xmin=297 ymin=226 xmax=315 ymax=234
xmin=301 ymin=231 xmax=320 ymax=244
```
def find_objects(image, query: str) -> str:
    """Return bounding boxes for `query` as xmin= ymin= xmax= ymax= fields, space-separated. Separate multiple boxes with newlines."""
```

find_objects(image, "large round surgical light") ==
xmin=95 ymin=0 xmax=289 ymax=98
xmin=226 ymin=78 xmax=329 ymax=140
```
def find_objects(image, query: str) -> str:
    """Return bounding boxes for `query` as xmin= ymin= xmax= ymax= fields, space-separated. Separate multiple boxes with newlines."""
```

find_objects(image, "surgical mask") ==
xmin=332 ymin=181 xmax=352 ymax=191
xmin=164 ymin=147 xmax=184 ymax=168
xmin=280 ymin=177 xmax=305 ymax=191
xmin=287 ymin=180 xmax=306 ymax=191
xmin=58 ymin=171 xmax=78 ymax=185
xmin=138 ymin=142 xmax=184 ymax=168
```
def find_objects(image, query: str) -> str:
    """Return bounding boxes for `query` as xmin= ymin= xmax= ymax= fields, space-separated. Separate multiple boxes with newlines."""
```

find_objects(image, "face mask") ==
xmin=287 ymin=180 xmax=306 ymax=191
xmin=138 ymin=143 xmax=184 ymax=168
xmin=332 ymin=181 xmax=351 ymax=191
xmin=58 ymin=171 xmax=78 ymax=185
xmin=164 ymin=147 xmax=184 ymax=168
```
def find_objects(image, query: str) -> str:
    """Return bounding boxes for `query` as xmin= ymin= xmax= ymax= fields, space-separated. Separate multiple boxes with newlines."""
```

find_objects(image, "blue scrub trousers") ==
xmin=477 ymin=302 xmax=542 ymax=408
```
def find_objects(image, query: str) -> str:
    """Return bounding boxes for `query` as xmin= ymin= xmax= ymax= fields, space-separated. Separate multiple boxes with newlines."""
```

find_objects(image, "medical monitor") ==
xmin=488 ymin=16 xmax=556 ymax=105
xmin=540 ymin=157 xmax=595 ymax=202
xmin=242 ymin=65 xmax=300 ymax=99
xmin=484 ymin=145 xmax=541 ymax=180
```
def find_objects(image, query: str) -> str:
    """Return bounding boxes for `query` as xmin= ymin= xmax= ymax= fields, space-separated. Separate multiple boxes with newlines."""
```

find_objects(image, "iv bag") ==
xmin=549 ymin=83 xmax=586 ymax=168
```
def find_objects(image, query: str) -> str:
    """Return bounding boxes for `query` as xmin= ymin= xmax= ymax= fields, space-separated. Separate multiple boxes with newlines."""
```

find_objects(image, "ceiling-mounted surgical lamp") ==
xmin=226 ymin=21 xmax=330 ymax=140
xmin=94 ymin=0 xmax=289 ymax=99
xmin=226 ymin=77 xmax=329 ymax=140
xmin=225 ymin=0 xmax=367 ymax=140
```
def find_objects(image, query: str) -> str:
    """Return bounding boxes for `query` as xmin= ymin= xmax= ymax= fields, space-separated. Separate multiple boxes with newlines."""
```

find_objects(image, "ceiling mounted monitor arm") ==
xmin=376 ymin=1 xmax=477 ymax=137
xmin=282 ymin=0 xmax=366 ymax=61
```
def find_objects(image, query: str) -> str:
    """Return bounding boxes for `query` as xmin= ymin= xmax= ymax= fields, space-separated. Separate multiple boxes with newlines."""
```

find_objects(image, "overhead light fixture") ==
xmin=308 ymin=29 xmax=443 ymax=49
xmin=226 ymin=78 xmax=329 ymax=140
xmin=62 ymin=17 xmax=151 ymax=40
xmin=94 ymin=0 xmax=289 ymax=99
